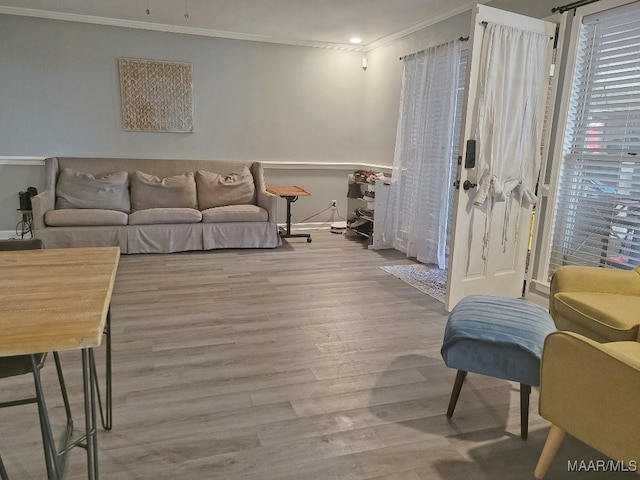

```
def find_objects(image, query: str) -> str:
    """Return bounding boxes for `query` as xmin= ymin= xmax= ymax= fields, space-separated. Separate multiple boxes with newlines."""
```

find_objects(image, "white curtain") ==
xmin=472 ymin=23 xmax=551 ymax=257
xmin=380 ymin=40 xmax=463 ymax=269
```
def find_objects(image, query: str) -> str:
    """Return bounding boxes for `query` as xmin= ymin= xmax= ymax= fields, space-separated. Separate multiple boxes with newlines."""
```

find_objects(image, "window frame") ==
xmin=529 ymin=0 xmax=640 ymax=294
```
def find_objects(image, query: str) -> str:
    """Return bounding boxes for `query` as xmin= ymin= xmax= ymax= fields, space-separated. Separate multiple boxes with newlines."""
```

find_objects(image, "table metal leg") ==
xmin=81 ymin=349 xmax=99 ymax=480
xmin=44 ymin=348 xmax=102 ymax=479
xmin=278 ymin=196 xmax=311 ymax=242
xmin=91 ymin=310 xmax=112 ymax=431
xmin=30 ymin=354 xmax=62 ymax=480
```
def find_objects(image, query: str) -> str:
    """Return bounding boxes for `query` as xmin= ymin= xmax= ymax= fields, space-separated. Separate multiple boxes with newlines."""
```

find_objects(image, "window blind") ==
xmin=548 ymin=3 xmax=640 ymax=275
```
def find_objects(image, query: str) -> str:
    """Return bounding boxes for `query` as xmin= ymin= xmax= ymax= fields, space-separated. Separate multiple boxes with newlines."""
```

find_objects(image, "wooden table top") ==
xmin=0 ymin=247 xmax=120 ymax=357
xmin=266 ymin=185 xmax=311 ymax=197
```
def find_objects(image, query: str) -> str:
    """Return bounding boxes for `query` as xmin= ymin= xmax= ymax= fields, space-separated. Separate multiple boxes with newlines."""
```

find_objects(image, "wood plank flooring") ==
xmin=0 ymin=231 xmax=626 ymax=479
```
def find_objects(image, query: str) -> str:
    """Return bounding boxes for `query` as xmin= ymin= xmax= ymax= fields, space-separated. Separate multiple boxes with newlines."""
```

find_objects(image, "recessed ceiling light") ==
xmin=349 ymin=37 xmax=362 ymax=44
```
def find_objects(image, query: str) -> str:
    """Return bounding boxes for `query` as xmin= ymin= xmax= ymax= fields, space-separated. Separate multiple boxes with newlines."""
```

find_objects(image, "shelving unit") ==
xmin=372 ymin=179 xmax=390 ymax=250
xmin=346 ymin=181 xmax=375 ymax=240
xmin=345 ymin=175 xmax=390 ymax=247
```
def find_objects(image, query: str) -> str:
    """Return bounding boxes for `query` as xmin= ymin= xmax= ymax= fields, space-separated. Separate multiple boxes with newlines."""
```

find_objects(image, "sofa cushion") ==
xmin=131 ymin=171 xmax=197 ymax=211
xmin=196 ymin=167 xmax=255 ymax=209
xmin=56 ymin=168 xmax=130 ymax=212
xmin=201 ymin=205 xmax=268 ymax=223
xmin=45 ymin=209 xmax=129 ymax=227
xmin=554 ymin=292 xmax=640 ymax=340
xmin=129 ymin=208 xmax=202 ymax=225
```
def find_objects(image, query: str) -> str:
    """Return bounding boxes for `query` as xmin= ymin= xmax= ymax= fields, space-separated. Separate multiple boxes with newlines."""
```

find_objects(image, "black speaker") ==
xmin=18 ymin=187 xmax=38 ymax=211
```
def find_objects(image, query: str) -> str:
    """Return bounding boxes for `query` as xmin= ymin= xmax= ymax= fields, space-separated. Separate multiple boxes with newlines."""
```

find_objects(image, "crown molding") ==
xmin=0 ymin=6 xmax=367 ymax=52
xmin=0 ymin=3 xmax=488 ymax=52
xmin=365 ymin=0 xmax=488 ymax=51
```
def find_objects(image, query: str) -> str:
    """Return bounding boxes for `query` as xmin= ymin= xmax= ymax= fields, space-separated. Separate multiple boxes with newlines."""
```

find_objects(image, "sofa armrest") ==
xmin=257 ymin=189 xmax=278 ymax=223
xmin=31 ymin=190 xmax=54 ymax=230
xmin=539 ymin=331 xmax=640 ymax=465
xmin=31 ymin=157 xmax=60 ymax=231
xmin=250 ymin=162 xmax=277 ymax=223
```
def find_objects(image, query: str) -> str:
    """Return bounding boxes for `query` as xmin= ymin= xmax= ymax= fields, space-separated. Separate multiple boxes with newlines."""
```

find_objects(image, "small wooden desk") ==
xmin=0 ymin=247 xmax=120 ymax=479
xmin=266 ymin=185 xmax=312 ymax=242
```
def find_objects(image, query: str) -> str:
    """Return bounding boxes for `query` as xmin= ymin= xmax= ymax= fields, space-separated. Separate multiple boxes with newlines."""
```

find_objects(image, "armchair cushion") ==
xmin=602 ymin=341 xmax=640 ymax=369
xmin=554 ymin=292 xmax=640 ymax=342
xmin=550 ymin=265 xmax=640 ymax=342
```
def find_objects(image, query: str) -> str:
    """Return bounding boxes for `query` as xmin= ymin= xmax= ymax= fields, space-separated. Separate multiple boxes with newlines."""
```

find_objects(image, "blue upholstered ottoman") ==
xmin=441 ymin=295 xmax=556 ymax=439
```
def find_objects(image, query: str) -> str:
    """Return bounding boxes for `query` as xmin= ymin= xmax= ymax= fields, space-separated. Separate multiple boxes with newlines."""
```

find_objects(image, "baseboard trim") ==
xmin=0 ymin=230 xmax=18 ymax=240
xmin=2 ymin=226 xmax=328 ymax=239
xmin=279 ymin=222 xmax=331 ymax=231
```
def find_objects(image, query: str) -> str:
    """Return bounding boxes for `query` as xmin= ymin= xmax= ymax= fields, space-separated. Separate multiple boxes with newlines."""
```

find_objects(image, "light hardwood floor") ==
xmin=0 ymin=231 xmax=626 ymax=479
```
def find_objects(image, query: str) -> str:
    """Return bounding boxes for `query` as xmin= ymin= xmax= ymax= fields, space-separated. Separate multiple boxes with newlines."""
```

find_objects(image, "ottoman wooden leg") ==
xmin=446 ymin=370 xmax=467 ymax=418
xmin=520 ymin=383 xmax=531 ymax=440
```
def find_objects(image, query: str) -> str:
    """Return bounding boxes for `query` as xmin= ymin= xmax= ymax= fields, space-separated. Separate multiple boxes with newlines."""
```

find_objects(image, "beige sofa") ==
xmin=32 ymin=157 xmax=282 ymax=253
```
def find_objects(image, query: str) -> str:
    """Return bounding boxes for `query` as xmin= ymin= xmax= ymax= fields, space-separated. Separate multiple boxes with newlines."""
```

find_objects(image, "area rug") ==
xmin=380 ymin=264 xmax=447 ymax=303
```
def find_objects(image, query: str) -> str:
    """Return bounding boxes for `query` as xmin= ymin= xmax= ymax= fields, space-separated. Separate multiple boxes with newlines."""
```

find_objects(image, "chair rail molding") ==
xmin=0 ymin=156 xmax=46 ymax=166
xmin=262 ymin=161 xmax=391 ymax=172
xmin=0 ymin=157 xmax=392 ymax=172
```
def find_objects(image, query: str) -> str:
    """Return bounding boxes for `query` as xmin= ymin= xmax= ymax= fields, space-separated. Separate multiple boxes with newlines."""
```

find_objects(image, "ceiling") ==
xmin=0 ymin=0 xmax=478 ymax=50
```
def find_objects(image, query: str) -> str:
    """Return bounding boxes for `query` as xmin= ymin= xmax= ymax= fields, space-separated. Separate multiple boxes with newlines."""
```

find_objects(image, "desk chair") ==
xmin=0 ymin=239 xmax=73 ymax=479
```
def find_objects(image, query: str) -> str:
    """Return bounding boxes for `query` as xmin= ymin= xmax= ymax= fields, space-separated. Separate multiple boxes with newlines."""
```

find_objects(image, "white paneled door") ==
xmin=445 ymin=5 xmax=556 ymax=311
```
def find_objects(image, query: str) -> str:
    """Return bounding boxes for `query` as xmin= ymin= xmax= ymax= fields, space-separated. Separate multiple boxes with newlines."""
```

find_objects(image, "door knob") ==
xmin=463 ymin=180 xmax=477 ymax=190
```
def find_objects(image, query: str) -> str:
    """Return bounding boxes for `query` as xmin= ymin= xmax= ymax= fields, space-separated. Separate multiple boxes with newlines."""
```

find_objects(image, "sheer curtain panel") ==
xmin=381 ymin=40 xmax=464 ymax=268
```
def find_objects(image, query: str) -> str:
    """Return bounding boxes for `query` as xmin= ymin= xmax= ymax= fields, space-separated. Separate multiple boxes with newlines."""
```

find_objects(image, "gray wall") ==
xmin=0 ymin=0 xmax=559 ymax=232
xmin=0 ymin=14 xmax=368 ymax=231
xmin=359 ymin=0 xmax=560 ymax=164
xmin=361 ymin=11 xmax=473 ymax=165
xmin=0 ymin=15 xmax=366 ymax=161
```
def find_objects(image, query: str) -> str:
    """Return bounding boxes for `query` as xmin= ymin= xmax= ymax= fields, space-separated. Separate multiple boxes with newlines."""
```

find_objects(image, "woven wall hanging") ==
xmin=119 ymin=58 xmax=194 ymax=132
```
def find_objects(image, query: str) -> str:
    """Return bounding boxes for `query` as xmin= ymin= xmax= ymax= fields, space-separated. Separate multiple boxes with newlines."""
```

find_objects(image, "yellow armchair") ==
xmin=549 ymin=265 xmax=640 ymax=342
xmin=534 ymin=331 xmax=640 ymax=479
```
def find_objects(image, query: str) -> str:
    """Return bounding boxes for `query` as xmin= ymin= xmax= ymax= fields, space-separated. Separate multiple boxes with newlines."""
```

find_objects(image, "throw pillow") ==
xmin=196 ymin=167 xmax=255 ymax=209
xmin=130 ymin=171 xmax=198 ymax=211
xmin=56 ymin=168 xmax=131 ymax=212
